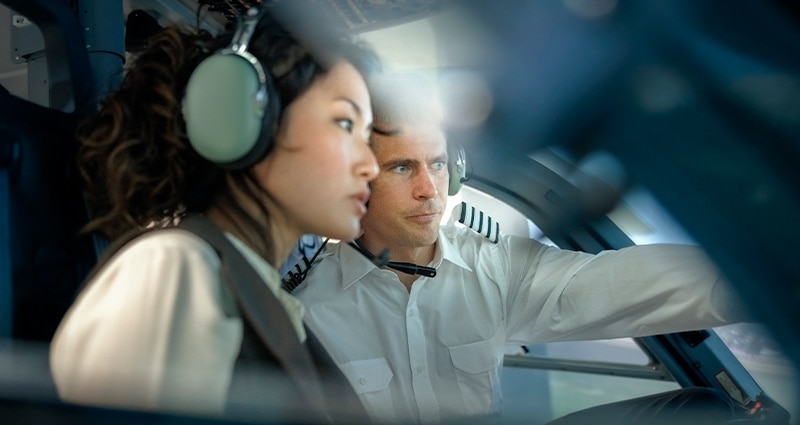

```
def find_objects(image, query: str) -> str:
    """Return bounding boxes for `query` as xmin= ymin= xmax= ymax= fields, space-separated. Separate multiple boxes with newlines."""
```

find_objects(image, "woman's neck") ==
xmin=205 ymin=206 xmax=299 ymax=267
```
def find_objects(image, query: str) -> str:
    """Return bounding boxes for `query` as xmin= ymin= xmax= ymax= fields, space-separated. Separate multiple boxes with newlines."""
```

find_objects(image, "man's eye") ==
xmin=337 ymin=119 xmax=354 ymax=132
xmin=393 ymin=165 xmax=409 ymax=174
xmin=432 ymin=161 xmax=446 ymax=171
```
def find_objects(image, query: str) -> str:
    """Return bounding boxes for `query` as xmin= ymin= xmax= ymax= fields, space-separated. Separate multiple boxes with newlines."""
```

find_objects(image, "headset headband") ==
xmin=224 ymin=7 xmax=269 ymax=112
xmin=183 ymin=6 xmax=276 ymax=169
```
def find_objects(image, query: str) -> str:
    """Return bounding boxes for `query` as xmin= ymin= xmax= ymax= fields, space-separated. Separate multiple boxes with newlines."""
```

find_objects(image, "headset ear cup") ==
xmin=448 ymin=145 xmax=467 ymax=196
xmin=183 ymin=53 xmax=270 ymax=170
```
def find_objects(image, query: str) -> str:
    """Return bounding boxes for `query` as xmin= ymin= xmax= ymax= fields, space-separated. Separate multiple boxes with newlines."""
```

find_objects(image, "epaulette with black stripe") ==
xmin=448 ymin=201 xmax=500 ymax=243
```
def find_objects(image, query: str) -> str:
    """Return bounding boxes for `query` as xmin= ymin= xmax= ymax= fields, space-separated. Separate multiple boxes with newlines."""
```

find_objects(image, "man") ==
xmin=292 ymin=73 xmax=745 ymax=424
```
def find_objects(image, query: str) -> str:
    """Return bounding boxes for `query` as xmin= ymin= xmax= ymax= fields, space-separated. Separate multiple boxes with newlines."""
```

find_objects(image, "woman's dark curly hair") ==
xmin=77 ymin=7 xmax=379 ymax=260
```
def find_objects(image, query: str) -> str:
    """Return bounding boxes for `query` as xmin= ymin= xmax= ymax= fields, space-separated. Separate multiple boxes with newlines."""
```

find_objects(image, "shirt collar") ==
xmin=340 ymin=227 xmax=473 ymax=290
xmin=340 ymin=242 xmax=380 ymax=290
xmin=437 ymin=226 xmax=473 ymax=272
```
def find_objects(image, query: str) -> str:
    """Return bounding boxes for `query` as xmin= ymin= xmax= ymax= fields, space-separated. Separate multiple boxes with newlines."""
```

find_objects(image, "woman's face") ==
xmin=257 ymin=61 xmax=378 ymax=242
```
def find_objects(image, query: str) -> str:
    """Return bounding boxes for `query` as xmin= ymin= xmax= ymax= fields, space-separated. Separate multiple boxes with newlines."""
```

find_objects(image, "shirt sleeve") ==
xmin=501 ymin=237 xmax=746 ymax=345
xmin=49 ymin=230 xmax=243 ymax=416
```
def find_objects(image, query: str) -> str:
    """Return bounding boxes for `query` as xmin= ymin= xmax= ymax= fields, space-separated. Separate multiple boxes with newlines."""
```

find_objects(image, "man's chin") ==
xmin=417 ymin=228 xmax=440 ymax=247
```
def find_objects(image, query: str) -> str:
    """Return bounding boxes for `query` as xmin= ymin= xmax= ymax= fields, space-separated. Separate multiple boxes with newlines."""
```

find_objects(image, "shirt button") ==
xmin=408 ymin=310 xmax=415 ymax=317
xmin=416 ymin=366 xmax=423 ymax=374
xmin=359 ymin=378 xmax=366 ymax=385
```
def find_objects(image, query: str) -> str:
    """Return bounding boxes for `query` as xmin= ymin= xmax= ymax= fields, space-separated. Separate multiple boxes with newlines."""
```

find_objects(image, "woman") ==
xmin=49 ymin=5 xmax=378 ymax=423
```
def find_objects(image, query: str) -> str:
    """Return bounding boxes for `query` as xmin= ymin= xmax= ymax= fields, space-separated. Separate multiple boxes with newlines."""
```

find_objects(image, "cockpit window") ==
xmin=456 ymin=183 xmax=798 ymax=422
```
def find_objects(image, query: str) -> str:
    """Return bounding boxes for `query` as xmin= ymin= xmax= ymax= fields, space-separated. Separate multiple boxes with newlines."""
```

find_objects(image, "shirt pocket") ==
xmin=447 ymin=330 xmax=504 ymax=416
xmin=338 ymin=358 xmax=396 ymax=423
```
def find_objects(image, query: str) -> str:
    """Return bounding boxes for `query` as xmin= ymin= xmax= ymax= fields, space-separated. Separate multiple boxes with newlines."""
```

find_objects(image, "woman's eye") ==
xmin=337 ymin=119 xmax=354 ymax=133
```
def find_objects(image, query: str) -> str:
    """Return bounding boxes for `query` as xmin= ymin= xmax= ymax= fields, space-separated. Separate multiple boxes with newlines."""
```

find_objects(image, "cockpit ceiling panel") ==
xmin=187 ymin=0 xmax=441 ymax=32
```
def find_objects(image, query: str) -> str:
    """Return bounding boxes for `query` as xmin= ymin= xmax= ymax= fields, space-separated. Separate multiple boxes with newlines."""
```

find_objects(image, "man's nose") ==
xmin=413 ymin=169 xmax=438 ymax=200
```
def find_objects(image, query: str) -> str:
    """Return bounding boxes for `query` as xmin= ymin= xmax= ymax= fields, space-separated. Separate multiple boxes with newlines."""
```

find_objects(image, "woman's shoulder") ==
xmin=60 ymin=227 xmax=232 ymax=336
xmin=81 ymin=227 xmax=224 ymax=299
xmin=113 ymin=227 xmax=220 ymax=264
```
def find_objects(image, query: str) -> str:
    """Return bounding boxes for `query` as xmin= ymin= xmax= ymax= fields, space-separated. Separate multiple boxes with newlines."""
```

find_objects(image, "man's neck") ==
xmin=358 ymin=238 xmax=436 ymax=267
xmin=379 ymin=243 xmax=437 ymax=292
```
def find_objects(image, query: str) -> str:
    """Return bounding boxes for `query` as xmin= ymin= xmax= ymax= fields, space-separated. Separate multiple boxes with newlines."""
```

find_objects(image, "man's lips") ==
xmin=407 ymin=211 xmax=440 ymax=222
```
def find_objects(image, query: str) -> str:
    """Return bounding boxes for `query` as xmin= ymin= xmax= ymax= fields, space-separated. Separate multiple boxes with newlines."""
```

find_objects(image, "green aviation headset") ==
xmin=448 ymin=144 xmax=467 ymax=196
xmin=183 ymin=7 xmax=274 ymax=170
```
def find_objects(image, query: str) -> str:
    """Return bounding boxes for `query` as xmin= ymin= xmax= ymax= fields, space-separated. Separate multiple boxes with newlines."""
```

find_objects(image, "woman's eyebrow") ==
xmin=336 ymin=96 xmax=363 ymax=116
xmin=336 ymin=96 xmax=373 ymax=137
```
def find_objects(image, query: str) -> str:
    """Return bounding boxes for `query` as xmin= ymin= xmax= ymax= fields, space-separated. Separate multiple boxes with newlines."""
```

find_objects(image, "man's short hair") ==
xmin=368 ymin=72 xmax=443 ymax=131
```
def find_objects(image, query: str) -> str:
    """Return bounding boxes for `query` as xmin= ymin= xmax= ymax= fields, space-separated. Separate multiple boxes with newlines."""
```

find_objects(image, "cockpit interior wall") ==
xmin=0 ymin=0 xmax=109 ymax=340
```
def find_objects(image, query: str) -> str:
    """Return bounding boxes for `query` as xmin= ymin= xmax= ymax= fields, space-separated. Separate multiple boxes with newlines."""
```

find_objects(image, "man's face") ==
xmin=360 ymin=122 xmax=449 ymax=251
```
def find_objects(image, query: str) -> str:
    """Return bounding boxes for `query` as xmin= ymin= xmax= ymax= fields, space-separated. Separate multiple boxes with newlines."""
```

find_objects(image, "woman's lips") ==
xmin=353 ymin=191 xmax=370 ymax=215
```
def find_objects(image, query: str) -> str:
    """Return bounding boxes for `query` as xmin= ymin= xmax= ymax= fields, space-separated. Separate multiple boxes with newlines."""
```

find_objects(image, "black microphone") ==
xmin=348 ymin=242 xmax=437 ymax=278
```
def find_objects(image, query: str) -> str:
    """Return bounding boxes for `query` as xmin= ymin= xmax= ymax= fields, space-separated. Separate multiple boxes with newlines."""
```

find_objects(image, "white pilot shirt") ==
xmin=50 ymin=228 xmax=305 ymax=416
xmin=293 ymin=223 xmax=741 ymax=424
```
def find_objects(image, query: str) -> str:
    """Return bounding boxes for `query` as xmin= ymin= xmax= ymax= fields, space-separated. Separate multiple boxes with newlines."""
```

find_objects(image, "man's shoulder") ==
xmin=441 ymin=222 xmax=503 ymax=248
xmin=443 ymin=201 xmax=503 ymax=245
xmin=291 ymin=243 xmax=347 ymax=298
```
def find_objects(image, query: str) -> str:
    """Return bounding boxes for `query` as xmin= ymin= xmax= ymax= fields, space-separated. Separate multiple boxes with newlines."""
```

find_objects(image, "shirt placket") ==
xmin=406 ymin=279 xmax=439 ymax=423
